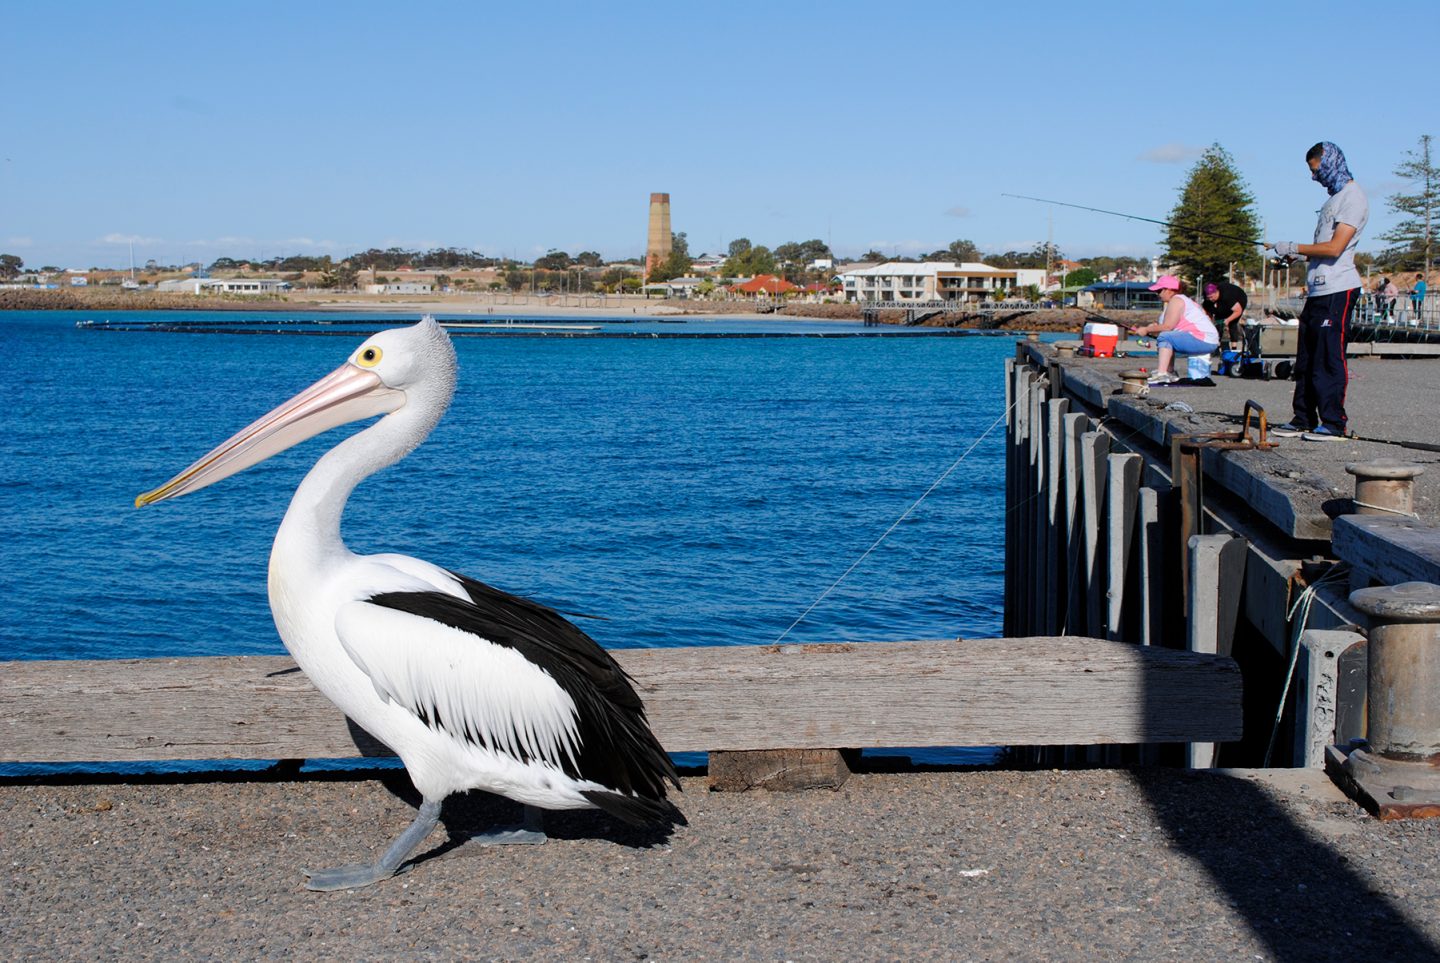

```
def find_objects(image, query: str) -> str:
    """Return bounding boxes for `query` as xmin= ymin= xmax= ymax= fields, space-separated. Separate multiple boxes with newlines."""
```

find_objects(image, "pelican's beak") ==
xmin=136 ymin=363 xmax=404 ymax=507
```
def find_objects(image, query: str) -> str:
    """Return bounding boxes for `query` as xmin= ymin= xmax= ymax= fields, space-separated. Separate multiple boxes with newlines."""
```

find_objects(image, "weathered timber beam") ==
xmin=1333 ymin=515 xmax=1440 ymax=588
xmin=0 ymin=638 xmax=1242 ymax=764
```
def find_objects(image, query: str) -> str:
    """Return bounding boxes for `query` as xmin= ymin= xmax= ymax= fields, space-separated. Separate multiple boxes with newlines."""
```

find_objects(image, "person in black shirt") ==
xmin=1203 ymin=281 xmax=1248 ymax=350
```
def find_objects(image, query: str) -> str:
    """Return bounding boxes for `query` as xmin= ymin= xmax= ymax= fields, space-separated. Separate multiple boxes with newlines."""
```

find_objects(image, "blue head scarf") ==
xmin=1312 ymin=142 xmax=1353 ymax=195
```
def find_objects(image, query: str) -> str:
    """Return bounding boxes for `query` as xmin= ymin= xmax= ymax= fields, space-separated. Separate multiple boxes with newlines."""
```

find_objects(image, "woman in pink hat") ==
xmin=1134 ymin=276 xmax=1220 ymax=384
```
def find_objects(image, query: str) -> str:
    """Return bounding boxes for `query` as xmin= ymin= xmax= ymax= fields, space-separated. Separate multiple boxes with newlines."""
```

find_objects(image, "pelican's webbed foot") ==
xmin=458 ymin=804 xmax=547 ymax=847
xmin=303 ymin=860 xmax=410 ymax=891
xmin=302 ymin=798 xmax=442 ymax=892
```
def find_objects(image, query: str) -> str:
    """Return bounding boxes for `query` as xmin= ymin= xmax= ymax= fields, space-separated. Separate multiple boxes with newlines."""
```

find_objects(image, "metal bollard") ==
xmin=1345 ymin=459 xmax=1424 ymax=517
xmin=1118 ymin=369 xmax=1149 ymax=396
xmin=1055 ymin=343 xmax=1076 ymax=358
xmin=1349 ymin=581 xmax=1440 ymax=761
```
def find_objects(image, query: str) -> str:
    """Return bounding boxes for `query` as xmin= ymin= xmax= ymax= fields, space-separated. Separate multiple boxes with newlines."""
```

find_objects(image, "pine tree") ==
xmin=1380 ymin=134 xmax=1437 ymax=278
xmin=1162 ymin=144 xmax=1261 ymax=283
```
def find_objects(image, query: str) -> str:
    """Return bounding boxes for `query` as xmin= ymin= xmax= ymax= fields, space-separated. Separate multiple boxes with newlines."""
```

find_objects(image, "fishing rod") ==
xmin=1003 ymin=193 xmax=1263 ymax=247
xmin=1348 ymin=433 xmax=1440 ymax=454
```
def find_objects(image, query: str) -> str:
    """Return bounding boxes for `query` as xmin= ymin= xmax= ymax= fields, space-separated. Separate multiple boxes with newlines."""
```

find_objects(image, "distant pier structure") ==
xmin=646 ymin=192 xmax=672 ymax=277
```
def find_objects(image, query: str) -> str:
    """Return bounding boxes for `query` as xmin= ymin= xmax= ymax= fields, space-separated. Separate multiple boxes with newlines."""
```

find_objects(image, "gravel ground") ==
xmin=3 ymin=768 xmax=1438 ymax=961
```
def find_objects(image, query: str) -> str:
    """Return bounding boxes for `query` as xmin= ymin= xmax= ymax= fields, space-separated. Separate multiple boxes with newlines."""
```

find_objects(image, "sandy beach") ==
xmin=0 ymin=287 xmax=768 ymax=320
xmin=1 ymin=287 xmax=1130 ymax=332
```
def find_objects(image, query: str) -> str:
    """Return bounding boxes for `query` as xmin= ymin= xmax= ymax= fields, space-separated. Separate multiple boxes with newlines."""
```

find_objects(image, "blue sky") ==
xmin=3 ymin=0 xmax=1435 ymax=269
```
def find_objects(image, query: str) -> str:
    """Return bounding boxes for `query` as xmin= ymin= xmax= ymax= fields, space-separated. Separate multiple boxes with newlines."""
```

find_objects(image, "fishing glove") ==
xmin=1270 ymin=241 xmax=1299 ymax=258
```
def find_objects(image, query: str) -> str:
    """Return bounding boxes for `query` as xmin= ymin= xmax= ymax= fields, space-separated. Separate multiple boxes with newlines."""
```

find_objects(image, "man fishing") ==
xmin=1265 ymin=142 xmax=1368 ymax=441
xmin=1203 ymin=280 xmax=1248 ymax=351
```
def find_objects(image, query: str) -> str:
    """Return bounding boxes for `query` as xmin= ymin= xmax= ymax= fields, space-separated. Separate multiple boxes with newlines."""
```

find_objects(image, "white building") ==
xmin=690 ymin=253 xmax=727 ymax=274
xmin=365 ymin=282 xmax=433 ymax=295
xmin=837 ymin=261 xmax=1046 ymax=304
xmin=156 ymin=278 xmax=292 ymax=295
xmin=642 ymin=276 xmax=706 ymax=299
xmin=214 ymin=278 xmax=290 ymax=294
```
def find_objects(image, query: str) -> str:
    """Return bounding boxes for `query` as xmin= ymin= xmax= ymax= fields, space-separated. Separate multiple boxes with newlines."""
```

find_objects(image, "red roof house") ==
xmin=732 ymin=274 xmax=797 ymax=296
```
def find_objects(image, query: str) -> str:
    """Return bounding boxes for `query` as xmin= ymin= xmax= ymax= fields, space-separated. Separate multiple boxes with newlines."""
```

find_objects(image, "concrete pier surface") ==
xmin=4 ymin=768 xmax=1438 ymax=960
xmin=1042 ymin=342 xmax=1440 ymax=531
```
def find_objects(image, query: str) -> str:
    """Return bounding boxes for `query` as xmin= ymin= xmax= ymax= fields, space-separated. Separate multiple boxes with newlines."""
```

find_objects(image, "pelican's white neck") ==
xmin=269 ymin=317 xmax=458 ymax=576
xmin=273 ymin=401 xmax=437 ymax=568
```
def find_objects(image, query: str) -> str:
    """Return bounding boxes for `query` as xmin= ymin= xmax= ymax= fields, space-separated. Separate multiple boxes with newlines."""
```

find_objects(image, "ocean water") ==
xmin=0 ymin=310 xmax=1028 ymax=769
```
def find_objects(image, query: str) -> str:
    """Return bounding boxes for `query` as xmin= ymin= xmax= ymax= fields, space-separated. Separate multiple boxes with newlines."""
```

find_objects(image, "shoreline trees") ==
xmin=1162 ymin=143 xmax=1260 ymax=284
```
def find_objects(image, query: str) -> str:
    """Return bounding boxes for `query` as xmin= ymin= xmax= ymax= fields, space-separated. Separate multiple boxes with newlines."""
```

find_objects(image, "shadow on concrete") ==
xmin=1131 ymin=768 xmax=1439 ymax=960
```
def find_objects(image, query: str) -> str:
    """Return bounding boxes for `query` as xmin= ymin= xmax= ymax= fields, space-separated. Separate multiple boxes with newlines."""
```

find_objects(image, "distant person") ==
xmin=1412 ymin=272 xmax=1427 ymax=321
xmin=1265 ymin=141 xmax=1368 ymax=442
xmin=1202 ymin=280 xmax=1248 ymax=350
xmin=1379 ymin=277 xmax=1399 ymax=320
xmin=1135 ymin=275 xmax=1220 ymax=384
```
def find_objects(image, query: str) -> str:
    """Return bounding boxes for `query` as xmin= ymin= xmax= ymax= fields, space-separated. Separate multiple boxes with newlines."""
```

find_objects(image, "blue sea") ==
xmin=1 ymin=310 xmax=1034 ymax=771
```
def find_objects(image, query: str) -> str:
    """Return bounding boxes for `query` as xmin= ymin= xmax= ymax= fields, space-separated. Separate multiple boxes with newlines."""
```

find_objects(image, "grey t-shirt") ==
xmin=1308 ymin=179 xmax=1368 ymax=296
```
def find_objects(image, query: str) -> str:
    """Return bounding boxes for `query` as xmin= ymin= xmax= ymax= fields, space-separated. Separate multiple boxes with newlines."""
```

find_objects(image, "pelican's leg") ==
xmin=459 ymin=804 xmax=547 ymax=846
xmin=303 ymin=798 xmax=442 ymax=891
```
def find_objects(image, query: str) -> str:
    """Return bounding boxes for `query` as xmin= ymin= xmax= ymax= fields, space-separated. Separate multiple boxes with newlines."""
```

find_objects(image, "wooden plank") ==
xmin=1028 ymin=376 xmax=1047 ymax=637
xmin=1061 ymin=412 xmax=1089 ymax=634
xmin=0 ymin=639 xmax=1243 ymax=764
xmin=1013 ymin=364 xmax=1036 ymax=633
xmin=1044 ymin=398 xmax=1070 ymax=635
xmin=1185 ymin=534 xmax=1247 ymax=769
xmin=1105 ymin=453 xmax=1142 ymax=642
xmin=1137 ymin=487 xmax=1162 ymax=647
xmin=1332 ymin=515 xmax=1440 ymax=587
xmin=1081 ymin=430 xmax=1111 ymax=638
xmin=1004 ymin=358 xmax=1017 ymax=637
xmin=707 ymin=749 xmax=854 ymax=792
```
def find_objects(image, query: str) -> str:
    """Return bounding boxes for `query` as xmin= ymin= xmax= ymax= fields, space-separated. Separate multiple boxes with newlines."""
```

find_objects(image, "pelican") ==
xmin=137 ymin=317 xmax=680 ymax=891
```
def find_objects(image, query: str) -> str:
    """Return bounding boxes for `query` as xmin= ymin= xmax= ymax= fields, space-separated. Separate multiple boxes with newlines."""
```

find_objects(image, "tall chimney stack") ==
xmin=646 ymin=193 xmax=672 ymax=278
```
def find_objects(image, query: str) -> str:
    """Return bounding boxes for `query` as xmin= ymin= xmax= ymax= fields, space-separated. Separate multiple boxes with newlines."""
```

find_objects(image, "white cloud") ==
xmin=377 ymin=236 xmax=444 ymax=251
xmin=944 ymin=205 xmax=972 ymax=218
xmin=866 ymin=239 xmax=927 ymax=255
xmin=4 ymin=236 xmax=34 ymax=247
xmin=101 ymin=232 xmax=162 ymax=245
xmin=1139 ymin=143 xmax=1204 ymax=164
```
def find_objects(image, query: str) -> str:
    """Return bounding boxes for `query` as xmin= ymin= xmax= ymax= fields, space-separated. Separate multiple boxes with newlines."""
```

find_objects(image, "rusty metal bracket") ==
xmin=1175 ymin=399 xmax=1280 ymax=452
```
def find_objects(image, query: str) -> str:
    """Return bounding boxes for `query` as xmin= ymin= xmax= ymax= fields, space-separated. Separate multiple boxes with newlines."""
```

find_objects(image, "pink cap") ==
xmin=1148 ymin=275 xmax=1181 ymax=292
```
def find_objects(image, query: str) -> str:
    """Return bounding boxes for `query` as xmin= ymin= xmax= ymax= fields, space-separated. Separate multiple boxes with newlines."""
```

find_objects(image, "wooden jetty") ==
xmin=1007 ymin=336 xmax=1440 ymax=785
xmin=2 ymin=637 xmax=1239 ymax=789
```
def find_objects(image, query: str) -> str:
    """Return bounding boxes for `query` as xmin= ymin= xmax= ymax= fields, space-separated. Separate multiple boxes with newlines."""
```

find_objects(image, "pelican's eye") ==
xmin=357 ymin=346 xmax=383 ymax=367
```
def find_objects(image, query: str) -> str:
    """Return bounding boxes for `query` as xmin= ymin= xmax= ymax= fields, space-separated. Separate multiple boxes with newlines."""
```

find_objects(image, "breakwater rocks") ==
xmin=775 ymin=301 xmax=1139 ymax=333
xmin=0 ymin=288 xmax=290 ymax=312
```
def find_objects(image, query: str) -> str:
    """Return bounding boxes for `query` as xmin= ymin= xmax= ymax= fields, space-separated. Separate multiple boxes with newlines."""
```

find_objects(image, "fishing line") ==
xmin=1264 ymin=563 xmax=1349 ymax=767
xmin=771 ymin=398 xmax=1018 ymax=645
xmin=1002 ymin=193 xmax=1263 ymax=247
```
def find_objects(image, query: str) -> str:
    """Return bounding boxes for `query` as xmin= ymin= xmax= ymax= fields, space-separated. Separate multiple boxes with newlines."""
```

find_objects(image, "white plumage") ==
xmin=139 ymin=317 xmax=679 ymax=890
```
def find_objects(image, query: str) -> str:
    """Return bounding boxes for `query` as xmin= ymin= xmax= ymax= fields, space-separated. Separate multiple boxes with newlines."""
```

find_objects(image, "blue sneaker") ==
xmin=1303 ymin=425 xmax=1348 ymax=442
xmin=1270 ymin=422 xmax=1311 ymax=438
